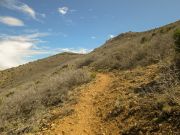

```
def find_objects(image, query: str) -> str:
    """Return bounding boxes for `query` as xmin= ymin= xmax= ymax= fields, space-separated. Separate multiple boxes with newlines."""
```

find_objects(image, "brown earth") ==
xmin=37 ymin=73 xmax=119 ymax=135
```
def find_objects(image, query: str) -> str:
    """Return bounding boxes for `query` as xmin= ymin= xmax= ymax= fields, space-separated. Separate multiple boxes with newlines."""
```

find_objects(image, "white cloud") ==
xmin=20 ymin=4 xmax=36 ymax=19
xmin=43 ymin=47 xmax=92 ymax=56
xmin=0 ymin=0 xmax=37 ymax=19
xmin=0 ymin=16 xmax=24 ymax=26
xmin=109 ymin=34 xmax=115 ymax=39
xmin=0 ymin=32 xmax=92 ymax=69
xmin=57 ymin=48 xmax=92 ymax=54
xmin=58 ymin=7 xmax=69 ymax=15
xmin=0 ymin=33 xmax=48 ymax=69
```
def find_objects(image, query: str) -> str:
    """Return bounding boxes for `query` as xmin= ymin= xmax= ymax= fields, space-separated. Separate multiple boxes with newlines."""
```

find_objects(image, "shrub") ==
xmin=155 ymin=64 xmax=180 ymax=106
xmin=173 ymin=29 xmax=180 ymax=52
xmin=152 ymin=33 xmax=156 ymax=37
xmin=0 ymin=98 xmax=2 ymax=106
xmin=75 ymin=56 xmax=95 ymax=68
xmin=140 ymin=37 xmax=148 ymax=44
xmin=91 ymin=72 xmax=96 ymax=79
xmin=160 ymin=29 xmax=164 ymax=34
xmin=173 ymin=29 xmax=180 ymax=70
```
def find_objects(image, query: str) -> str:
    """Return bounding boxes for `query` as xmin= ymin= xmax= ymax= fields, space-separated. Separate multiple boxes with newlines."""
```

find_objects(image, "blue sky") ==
xmin=0 ymin=0 xmax=180 ymax=69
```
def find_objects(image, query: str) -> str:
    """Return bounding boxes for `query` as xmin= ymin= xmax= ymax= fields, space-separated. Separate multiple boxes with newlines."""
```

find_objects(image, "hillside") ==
xmin=0 ymin=52 xmax=82 ymax=89
xmin=0 ymin=20 xmax=180 ymax=135
xmin=73 ymin=21 xmax=179 ymax=71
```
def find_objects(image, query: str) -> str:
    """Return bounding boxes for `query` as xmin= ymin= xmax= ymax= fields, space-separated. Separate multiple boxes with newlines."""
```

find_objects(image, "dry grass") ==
xmin=0 ymin=53 xmax=81 ymax=90
xmin=158 ymin=63 xmax=180 ymax=106
xmin=72 ymin=21 xmax=180 ymax=71
xmin=97 ymin=64 xmax=180 ymax=134
xmin=0 ymin=69 xmax=92 ymax=134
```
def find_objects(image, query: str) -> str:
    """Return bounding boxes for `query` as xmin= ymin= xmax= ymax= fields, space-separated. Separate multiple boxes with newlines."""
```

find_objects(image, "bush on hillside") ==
xmin=173 ymin=29 xmax=180 ymax=70
xmin=140 ymin=36 xmax=148 ymax=44
xmin=76 ymin=56 xmax=95 ymax=68
xmin=174 ymin=29 xmax=180 ymax=52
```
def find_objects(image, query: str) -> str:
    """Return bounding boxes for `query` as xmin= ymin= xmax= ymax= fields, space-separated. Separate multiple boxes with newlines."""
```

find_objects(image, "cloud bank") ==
xmin=56 ymin=48 xmax=92 ymax=54
xmin=0 ymin=16 xmax=24 ymax=26
xmin=0 ymin=33 xmax=92 ymax=69
xmin=0 ymin=33 xmax=48 ymax=69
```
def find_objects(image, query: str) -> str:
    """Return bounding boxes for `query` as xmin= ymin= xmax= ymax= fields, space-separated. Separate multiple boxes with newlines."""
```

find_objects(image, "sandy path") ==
xmin=40 ymin=73 xmax=111 ymax=135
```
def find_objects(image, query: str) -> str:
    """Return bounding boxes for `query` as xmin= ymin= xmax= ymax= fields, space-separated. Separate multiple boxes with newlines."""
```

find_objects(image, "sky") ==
xmin=0 ymin=0 xmax=180 ymax=69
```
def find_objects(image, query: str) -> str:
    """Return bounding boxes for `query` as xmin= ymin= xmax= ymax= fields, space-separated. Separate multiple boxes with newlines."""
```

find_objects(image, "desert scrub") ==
xmin=140 ymin=36 xmax=148 ymax=44
xmin=75 ymin=56 xmax=95 ymax=68
xmin=0 ymin=69 xmax=92 ymax=134
xmin=0 ymin=98 xmax=2 ymax=106
xmin=90 ymin=72 xmax=97 ymax=79
xmin=174 ymin=28 xmax=180 ymax=52
xmin=173 ymin=28 xmax=180 ymax=70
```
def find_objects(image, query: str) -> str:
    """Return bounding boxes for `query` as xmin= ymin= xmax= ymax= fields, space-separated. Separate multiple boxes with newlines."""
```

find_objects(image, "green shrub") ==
xmin=173 ymin=29 xmax=180 ymax=52
xmin=91 ymin=72 xmax=96 ymax=79
xmin=0 ymin=98 xmax=2 ymax=106
xmin=160 ymin=29 xmax=164 ymax=34
xmin=173 ymin=29 xmax=180 ymax=70
xmin=76 ymin=57 xmax=95 ymax=68
xmin=140 ymin=37 xmax=148 ymax=44
xmin=152 ymin=33 xmax=156 ymax=37
xmin=166 ymin=26 xmax=174 ymax=32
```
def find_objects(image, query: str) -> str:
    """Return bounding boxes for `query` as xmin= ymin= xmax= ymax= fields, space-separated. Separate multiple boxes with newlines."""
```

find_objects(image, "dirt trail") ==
xmin=40 ymin=73 xmax=112 ymax=135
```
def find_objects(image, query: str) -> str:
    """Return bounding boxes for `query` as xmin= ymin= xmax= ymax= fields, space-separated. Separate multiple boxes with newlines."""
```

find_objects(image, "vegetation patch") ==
xmin=0 ymin=69 xmax=92 ymax=134
xmin=140 ymin=36 xmax=148 ymax=44
xmin=174 ymin=28 xmax=180 ymax=52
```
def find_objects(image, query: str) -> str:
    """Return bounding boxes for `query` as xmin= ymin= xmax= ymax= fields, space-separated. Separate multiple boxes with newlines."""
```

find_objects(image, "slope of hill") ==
xmin=0 ymin=20 xmax=180 ymax=135
xmin=0 ymin=52 xmax=82 ymax=89
xmin=73 ymin=21 xmax=180 ymax=71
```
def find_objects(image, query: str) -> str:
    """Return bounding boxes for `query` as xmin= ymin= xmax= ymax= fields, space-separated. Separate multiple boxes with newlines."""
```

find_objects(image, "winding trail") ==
xmin=40 ymin=73 xmax=112 ymax=135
